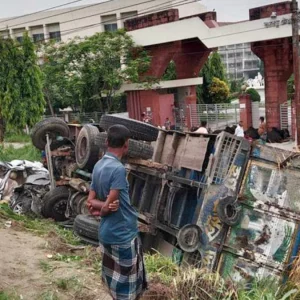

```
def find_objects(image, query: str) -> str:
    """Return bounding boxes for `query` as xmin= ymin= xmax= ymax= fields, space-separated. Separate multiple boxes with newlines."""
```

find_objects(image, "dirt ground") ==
xmin=0 ymin=227 xmax=111 ymax=300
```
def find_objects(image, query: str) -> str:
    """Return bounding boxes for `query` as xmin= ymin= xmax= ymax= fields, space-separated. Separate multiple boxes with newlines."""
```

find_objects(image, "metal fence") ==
xmin=188 ymin=103 xmax=240 ymax=131
xmin=280 ymin=102 xmax=292 ymax=132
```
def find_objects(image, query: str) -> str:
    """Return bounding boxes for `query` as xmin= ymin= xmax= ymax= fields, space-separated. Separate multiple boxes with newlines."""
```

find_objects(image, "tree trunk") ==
xmin=45 ymin=93 xmax=55 ymax=116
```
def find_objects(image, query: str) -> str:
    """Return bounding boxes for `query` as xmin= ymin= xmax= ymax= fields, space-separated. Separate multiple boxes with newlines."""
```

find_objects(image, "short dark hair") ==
xmin=201 ymin=121 xmax=207 ymax=127
xmin=260 ymin=117 xmax=265 ymax=122
xmin=107 ymin=125 xmax=130 ymax=148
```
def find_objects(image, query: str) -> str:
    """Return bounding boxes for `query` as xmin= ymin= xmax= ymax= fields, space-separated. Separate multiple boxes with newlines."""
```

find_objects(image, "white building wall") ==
xmin=0 ymin=0 xmax=206 ymax=42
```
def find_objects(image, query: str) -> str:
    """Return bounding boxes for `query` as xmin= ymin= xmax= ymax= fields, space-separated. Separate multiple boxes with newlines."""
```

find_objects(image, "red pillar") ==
xmin=239 ymin=94 xmax=252 ymax=129
xmin=173 ymin=39 xmax=211 ymax=127
xmin=174 ymin=39 xmax=211 ymax=79
xmin=126 ymin=90 xmax=175 ymax=127
xmin=252 ymin=38 xmax=293 ymax=130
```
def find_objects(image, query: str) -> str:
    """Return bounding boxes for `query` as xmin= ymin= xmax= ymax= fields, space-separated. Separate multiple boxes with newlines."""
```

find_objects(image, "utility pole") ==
xmin=292 ymin=0 xmax=300 ymax=147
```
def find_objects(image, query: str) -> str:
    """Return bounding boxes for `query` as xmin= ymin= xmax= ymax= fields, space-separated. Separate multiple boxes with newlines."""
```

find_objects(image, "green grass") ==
xmin=0 ymin=144 xmax=41 ymax=162
xmin=55 ymin=277 xmax=82 ymax=291
xmin=39 ymin=260 xmax=55 ymax=273
xmin=38 ymin=290 xmax=59 ymax=300
xmin=0 ymin=291 xmax=19 ymax=300
xmin=52 ymin=253 xmax=83 ymax=263
xmin=144 ymin=251 xmax=179 ymax=285
xmin=4 ymin=132 xmax=31 ymax=143
xmin=0 ymin=204 xmax=80 ymax=246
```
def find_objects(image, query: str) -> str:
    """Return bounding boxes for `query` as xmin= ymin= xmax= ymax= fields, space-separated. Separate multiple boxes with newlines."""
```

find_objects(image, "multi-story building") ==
xmin=219 ymin=42 xmax=261 ymax=80
xmin=0 ymin=0 xmax=206 ymax=42
xmin=217 ymin=22 xmax=261 ymax=80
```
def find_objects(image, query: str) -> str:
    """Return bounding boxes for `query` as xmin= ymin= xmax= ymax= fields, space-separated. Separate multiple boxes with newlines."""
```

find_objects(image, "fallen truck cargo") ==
xmin=27 ymin=115 xmax=300 ymax=284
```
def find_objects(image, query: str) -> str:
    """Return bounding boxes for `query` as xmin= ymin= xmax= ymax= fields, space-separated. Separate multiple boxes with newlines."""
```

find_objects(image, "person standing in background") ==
xmin=258 ymin=116 xmax=267 ymax=141
xmin=195 ymin=121 xmax=208 ymax=134
xmin=235 ymin=121 xmax=244 ymax=137
xmin=164 ymin=117 xmax=171 ymax=130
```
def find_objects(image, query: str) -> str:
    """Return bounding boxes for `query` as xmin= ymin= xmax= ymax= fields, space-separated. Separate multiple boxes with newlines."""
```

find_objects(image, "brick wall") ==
xmin=249 ymin=1 xmax=291 ymax=20
xmin=124 ymin=9 xmax=179 ymax=31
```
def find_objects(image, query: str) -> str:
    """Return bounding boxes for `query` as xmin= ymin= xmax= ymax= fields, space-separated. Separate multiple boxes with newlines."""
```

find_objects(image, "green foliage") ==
xmin=162 ymin=60 xmax=177 ymax=81
xmin=209 ymin=77 xmax=230 ymax=103
xmin=198 ymin=51 xmax=227 ymax=104
xmin=41 ymin=30 xmax=151 ymax=113
xmin=4 ymin=131 xmax=31 ymax=143
xmin=230 ymin=78 xmax=244 ymax=93
xmin=209 ymin=52 xmax=226 ymax=82
xmin=0 ymin=291 xmax=19 ymax=300
xmin=0 ymin=144 xmax=41 ymax=161
xmin=0 ymin=32 xmax=45 ymax=134
xmin=246 ymin=88 xmax=261 ymax=102
xmin=144 ymin=251 xmax=179 ymax=284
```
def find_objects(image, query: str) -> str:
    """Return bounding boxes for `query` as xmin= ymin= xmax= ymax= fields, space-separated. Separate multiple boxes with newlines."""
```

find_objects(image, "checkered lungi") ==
xmin=99 ymin=236 xmax=147 ymax=300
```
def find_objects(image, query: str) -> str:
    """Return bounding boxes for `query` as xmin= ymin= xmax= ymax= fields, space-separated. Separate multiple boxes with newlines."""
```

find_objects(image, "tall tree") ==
xmin=41 ymin=30 xmax=151 ymax=113
xmin=197 ymin=51 xmax=228 ymax=104
xmin=209 ymin=51 xmax=226 ymax=81
xmin=0 ymin=33 xmax=44 ymax=141
xmin=19 ymin=32 xmax=45 ymax=127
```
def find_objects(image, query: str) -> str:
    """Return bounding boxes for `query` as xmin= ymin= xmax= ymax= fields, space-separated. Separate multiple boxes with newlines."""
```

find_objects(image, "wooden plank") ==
xmin=160 ymin=134 xmax=174 ymax=165
xmin=153 ymin=130 xmax=166 ymax=163
xmin=179 ymin=135 xmax=210 ymax=171
xmin=127 ymin=158 xmax=168 ymax=171
xmin=173 ymin=136 xmax=186 ymax=169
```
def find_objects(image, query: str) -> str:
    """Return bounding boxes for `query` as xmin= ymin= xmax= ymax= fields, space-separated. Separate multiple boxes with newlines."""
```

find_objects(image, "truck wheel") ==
xmin=99 ymin=115 xmax=158 ymax=142
xmin=31 ymin=117 xmax=70 ymax=150
xmin=42 ymin=186 xmax=69 ymax=221
xmin=75 ymin=125 xmax=101 ymax=171
xmin=76 ymin=195 xmax=90 ymax=215
xmin=73 ymin=214 xmax=100 ymax=241
xmin=98 ymin=133 xmax=153 ymax=160
xmin=217 ymin=196 xmax=241 ymax=226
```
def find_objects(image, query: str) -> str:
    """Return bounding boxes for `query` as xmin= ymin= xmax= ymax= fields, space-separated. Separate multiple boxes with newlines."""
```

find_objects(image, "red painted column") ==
xmin=239 ymin=94 xmax=252 ymax=129
xmin=252 ymin=38 xmax=293 ymax=130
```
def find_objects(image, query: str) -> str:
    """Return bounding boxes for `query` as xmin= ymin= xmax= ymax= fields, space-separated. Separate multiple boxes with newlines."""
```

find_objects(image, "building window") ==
xmin=49 ymin=31 xmax=61 ymax=42
xmin=33 ymin=33 xmax=45 ymax=42
xmin=16 ymin=36 xmax=23 ymax=43
xmin=104 ymin=23 xmax=118 ymax=32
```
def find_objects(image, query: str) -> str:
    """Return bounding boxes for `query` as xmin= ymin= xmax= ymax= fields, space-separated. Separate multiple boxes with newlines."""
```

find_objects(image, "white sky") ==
xmin=0 ymin=0 xmax=291 ymax=21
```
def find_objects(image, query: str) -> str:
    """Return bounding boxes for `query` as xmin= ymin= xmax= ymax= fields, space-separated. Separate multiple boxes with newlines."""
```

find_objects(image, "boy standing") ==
xmin=87 ymin=125 xmax=147 ymax=300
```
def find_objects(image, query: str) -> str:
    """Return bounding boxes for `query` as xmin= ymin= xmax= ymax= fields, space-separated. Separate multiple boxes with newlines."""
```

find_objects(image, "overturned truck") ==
xmin=31 ymin=115 xmax=300 ymax=283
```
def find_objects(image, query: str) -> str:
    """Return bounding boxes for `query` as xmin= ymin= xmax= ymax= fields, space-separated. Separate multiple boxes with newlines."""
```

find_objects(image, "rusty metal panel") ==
xmin=252 ymin=144 xmax=294 ymax=165
xmin=225 ymin=207 xmax=297 ymax=267
xmin=219 ymin=253 xmax=282 ymax=282
xmin=179 ymin=136 xmax=209 ymax=172
xmin=240 ymin=161 xmax=300 ymax=215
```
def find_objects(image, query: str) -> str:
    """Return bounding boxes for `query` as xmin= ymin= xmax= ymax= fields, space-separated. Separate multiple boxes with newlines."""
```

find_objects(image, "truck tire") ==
xmin=75 ymin=125 xmax=101 ymax=170
xmin=73 ymin=214 xmax=100 ymax=241
xmin=42 ymin=186 xmax=70 ymax=222
xmin=98 ymin=133 xmax=153 ymax=160
xmin=31 ymin=117 xmax=70 ymax=150
xmin=217 ymin=196 xmax=241 ymax=226
xmin=99 ymin=115 xmax=158 ymax=142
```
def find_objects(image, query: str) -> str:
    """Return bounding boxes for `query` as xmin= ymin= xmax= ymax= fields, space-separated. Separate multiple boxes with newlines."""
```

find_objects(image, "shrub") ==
xmin=246 ymin=88 xmax=261 ymax=102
